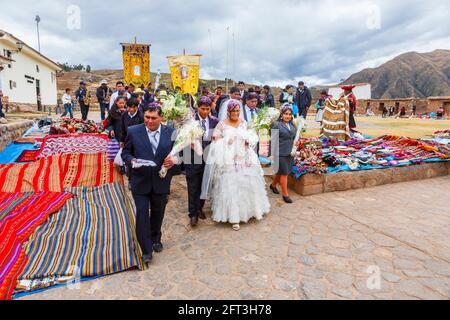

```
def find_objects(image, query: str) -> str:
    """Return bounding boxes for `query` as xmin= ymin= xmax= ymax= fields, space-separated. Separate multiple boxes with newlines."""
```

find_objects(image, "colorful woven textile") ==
xmin=16 ymin=150 xmax=41 ymax=163
xmin=0 ymin=143 xmax=39 ymax=165
xmin=16 ymin=183 xmax=144 ymax=294
xmin=0 ymin=153 xmax=122 ymax=193
xmin=0 ymin=192 xmax=73 ymax=300
xmin=35 ymin=134 xmax=110 ymax=160
xmin=293 ymin=135 xmax=450 ymax=178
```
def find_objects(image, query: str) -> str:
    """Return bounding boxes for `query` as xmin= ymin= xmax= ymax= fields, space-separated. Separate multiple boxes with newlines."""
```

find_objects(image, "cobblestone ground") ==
xmin=18 ymin=174 xmax=450 ymax=300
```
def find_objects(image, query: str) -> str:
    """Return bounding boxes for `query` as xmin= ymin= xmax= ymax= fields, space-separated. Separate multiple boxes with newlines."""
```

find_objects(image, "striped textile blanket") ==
xmin=320 ymin=97 xmax=351 ymax=141
xmin=15 ymin=183 xmax=145 ymax=295
xmin=31 ymin=134 xmax=110 ymax=161
xmin=0 ymin=192 xmax=73 ymax=300
xmin=0 ymin=153 xmax=122 ymax=193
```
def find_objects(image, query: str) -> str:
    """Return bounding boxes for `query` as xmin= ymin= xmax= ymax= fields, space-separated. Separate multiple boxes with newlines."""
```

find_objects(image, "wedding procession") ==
xmin=1 ymin=0 xmax=450 ymax=307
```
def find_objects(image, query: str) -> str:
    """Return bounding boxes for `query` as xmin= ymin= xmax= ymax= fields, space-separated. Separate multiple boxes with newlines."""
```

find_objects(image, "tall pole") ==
xmin=208 ymin=29 xmax=217 ymax=88
xmin=232 ymin=32 xmax=235 ymax=87
xmin=226 ymin=26 xmax=230 ymax=93
xmin=35 ymin=15 xmax=41 ymax=52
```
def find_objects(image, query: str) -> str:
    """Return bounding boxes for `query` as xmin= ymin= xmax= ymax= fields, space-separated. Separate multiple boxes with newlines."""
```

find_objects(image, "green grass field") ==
xmin=304 ymin=116 xmax=450 ymax=139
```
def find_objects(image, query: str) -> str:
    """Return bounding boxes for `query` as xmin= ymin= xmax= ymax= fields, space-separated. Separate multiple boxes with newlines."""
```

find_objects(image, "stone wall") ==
xmin=357 ymin=97 xmax=450 ymax=116
xmin=0 ymin=120 xmax=34 ymax=152
xmin=289 ymin=162 xmax=450 ymax=196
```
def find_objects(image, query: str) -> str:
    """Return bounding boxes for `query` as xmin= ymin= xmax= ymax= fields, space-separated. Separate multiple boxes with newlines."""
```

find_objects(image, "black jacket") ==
xmin=96 ymin=86 xmax=111 ymax=104
xmin=107 ymin=105 xmax=125 ymax=142
xmin=121 ymin=111 xmax=144 ymax=143
xmin=122 ymin=124 xmax=176 ymax=195
xmin=295 ymin=87 xmax=312 ymax=109
xmin=75 ymin=88 xmax=87 ymax=102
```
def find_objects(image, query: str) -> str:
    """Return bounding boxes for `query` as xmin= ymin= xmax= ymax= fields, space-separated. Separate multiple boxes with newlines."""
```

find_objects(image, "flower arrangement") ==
xmin=248 ymin=107 xmax=280 ymax=133
xmin=160 ymin=93 xmax=192 ymax=128
xmin=158 ymin=94 xmax=203 ymax=178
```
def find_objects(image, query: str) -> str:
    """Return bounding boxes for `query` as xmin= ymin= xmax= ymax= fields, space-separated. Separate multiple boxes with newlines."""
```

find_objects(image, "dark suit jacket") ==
xmin=122 ymin=124 xmax=176 ymax=195
xmin=120 ymin=111 xmax=144 ymax=143
xmin=183 ymin=114 xmax=219 ymax=169
xmin=271 ymin=120 xmax=297 ymax=157
xmin=295 ymin=87 xmax=312 ymax=109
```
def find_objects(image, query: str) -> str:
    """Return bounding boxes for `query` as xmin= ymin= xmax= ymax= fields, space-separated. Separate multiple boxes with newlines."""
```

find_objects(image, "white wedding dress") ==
xmin=201 ymin=120 xmax=271 ymax=224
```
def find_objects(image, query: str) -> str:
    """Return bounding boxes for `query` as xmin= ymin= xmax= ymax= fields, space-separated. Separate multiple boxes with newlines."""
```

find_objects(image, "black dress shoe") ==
xmin=143 ymin=254 xmax=153 ymax=265
xmin=190 ymin=216 xmax=199 ymax=227
xmin=270 ymin=185 xmax=280 ymax=195
xmin=283 ymin=196 xmax=293 ymax=204
xmin=198 ymin=210 xmax=207 ymax=220
xmin=153 ymin=243 xmax=164 ymax=253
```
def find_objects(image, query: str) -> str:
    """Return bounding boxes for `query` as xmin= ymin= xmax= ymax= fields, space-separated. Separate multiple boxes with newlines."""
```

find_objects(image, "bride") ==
xmin=201 ymin=99 xmax=271 ymax=231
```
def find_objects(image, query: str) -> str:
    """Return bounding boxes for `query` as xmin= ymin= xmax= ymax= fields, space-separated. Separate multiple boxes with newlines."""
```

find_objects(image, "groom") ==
xmin=183 ymin=96 xmax=219 ymax=227
xmin=122 ymin=105 xmax=177 ymax=265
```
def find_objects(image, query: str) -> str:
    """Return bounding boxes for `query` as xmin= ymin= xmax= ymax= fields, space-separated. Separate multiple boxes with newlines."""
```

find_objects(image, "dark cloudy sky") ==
xmin=1 ymin=0 xmax=449 ymax=86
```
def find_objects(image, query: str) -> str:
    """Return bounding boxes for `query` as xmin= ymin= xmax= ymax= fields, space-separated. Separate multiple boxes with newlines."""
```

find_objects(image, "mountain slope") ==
xmin=343 ymin=49 xmax=450 ymax=99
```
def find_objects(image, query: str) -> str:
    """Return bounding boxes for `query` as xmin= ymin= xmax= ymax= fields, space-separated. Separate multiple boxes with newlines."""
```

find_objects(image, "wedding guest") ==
xmin=109 ymin=81 xmax=131 ymax=109
xmin=121 ymin=97 xmax=144 ymax=145
xmin=122 ymin=106 xmax=177 ymax=265
xmin=295 ymin=81 xmax=312 ymax=119
xmin=218 ymin=87 xmax=242 ymax=121
xmin=183 ymin=96 xmax=219 ymax=227
xmin=270 ymin=104 xmax=297 ymax=203
xmin=75 ymin=81 xmax=89 ymax=121
xmin=107 ymin=96 xmax=127 ymax=142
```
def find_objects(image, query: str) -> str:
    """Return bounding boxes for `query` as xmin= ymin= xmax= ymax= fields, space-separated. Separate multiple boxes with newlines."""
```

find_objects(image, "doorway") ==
xmin=36 ymin=79 xmax=42 ymax=111
xmin=444 ymin=102 xmax=450 ymax=115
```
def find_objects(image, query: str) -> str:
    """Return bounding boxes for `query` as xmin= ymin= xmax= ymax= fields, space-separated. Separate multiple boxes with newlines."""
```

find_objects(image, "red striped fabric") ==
xmin=0 ymin=191 xmax=73 ymax=300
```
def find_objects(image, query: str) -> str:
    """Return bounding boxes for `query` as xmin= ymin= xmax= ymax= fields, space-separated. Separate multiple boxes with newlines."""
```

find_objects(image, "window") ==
xmin=36 ymin=65 xmax=40 ymax=73
xmin=51 ymin=72 xmax=55 ymax=83
xmin=3 ymin=49 xmax=12 ymax=68
xmin=9 ymin=80 xmax=16 ymax=90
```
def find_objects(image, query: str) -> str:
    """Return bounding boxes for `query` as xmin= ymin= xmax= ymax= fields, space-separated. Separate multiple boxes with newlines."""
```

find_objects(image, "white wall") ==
xmin=0 ymin=41 xmax=58 ymax=106
xmin=329 ymin=84 xmax=372 ymax=100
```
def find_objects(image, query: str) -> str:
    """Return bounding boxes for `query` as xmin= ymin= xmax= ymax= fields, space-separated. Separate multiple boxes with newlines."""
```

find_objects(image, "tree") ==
xmin=86 ymin=65 xmax=91 ymax=73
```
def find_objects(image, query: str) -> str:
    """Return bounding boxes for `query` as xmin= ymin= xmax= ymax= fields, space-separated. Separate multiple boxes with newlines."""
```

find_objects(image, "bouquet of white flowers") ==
xmin=248 ymin=107 xmax=281 ymax=133
xmin=159 ymin=118 xmax=205 ymax=178
xmin=160 ymin=93 xmax=192 ymax=128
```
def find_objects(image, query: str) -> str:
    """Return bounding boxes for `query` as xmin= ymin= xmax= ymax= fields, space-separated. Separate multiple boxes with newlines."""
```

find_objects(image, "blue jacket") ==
xmin=122 ymin=124 xmax=176 ymax=195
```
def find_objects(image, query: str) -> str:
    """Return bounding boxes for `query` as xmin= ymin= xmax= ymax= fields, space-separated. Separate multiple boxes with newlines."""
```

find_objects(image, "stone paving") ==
xmin=18 ymin=174 xmax=450 ymax=300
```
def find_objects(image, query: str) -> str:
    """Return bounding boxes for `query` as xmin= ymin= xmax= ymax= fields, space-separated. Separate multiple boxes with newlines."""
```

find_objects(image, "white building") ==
xmin=328 ymin=83 xmax=372 ymax=100
xmin=0 ymin=30 xmax=61 ymax=111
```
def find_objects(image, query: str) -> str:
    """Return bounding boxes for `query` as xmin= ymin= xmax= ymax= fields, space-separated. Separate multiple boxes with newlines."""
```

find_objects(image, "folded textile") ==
xmin=16 ymin=150 xmax=41 ymax=163
xmin=132 ymin=159 xmax=157 ymax=168
xmin=16 ymin=183 xmax=145 ymax=295
xmin=36 ymin=134 xmax=110 ymax=160
xmin=0 ymin=153 xmax=122 ymax=193
xmin=0 ymin=191 xmax=73 ymax=300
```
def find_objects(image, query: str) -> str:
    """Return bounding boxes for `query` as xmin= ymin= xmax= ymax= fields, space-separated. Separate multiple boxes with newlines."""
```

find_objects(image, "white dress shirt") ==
xmin=146 ymin=125 xmax=161 ymax=153
xmin=242 ymin=105 xmax=258 ymax=123
xmin=198 ymin=115 xmax=210 ymax=139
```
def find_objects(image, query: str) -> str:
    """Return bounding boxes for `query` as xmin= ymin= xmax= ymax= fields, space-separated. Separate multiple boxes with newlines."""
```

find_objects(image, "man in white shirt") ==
xmin=183 ymin=96 xmax=219 ymax=227
xmin=109 ymin=81 xmax=131 ymax=109
xmin=218 ymin=87 xmax=243 ymax=121
xmin=241 ymin=93 xmax=260 ymax=124
xmin=238 ymin=81 xmax=248 ymax=101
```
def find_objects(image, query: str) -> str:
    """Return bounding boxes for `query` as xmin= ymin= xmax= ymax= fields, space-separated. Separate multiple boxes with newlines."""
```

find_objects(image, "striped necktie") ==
xmin=149 ymin=131 xmax=159 ymax=154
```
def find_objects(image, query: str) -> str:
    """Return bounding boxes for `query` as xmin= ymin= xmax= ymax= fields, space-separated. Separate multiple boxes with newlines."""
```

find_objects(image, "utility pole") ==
xmin=226 ymin=26 xmax=230 ymax=93
xmin=35 ymin=15 xmax=41 ymax=52
xmin=232 ymin=32 xmax=236 ymax=86
xmin=208 ymin=29 xmax=217 ymax=88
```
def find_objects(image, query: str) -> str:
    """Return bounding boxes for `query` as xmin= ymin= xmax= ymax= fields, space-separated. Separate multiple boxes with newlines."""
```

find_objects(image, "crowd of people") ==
xmin=57 ymin=79 xmax=314 ymax=265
